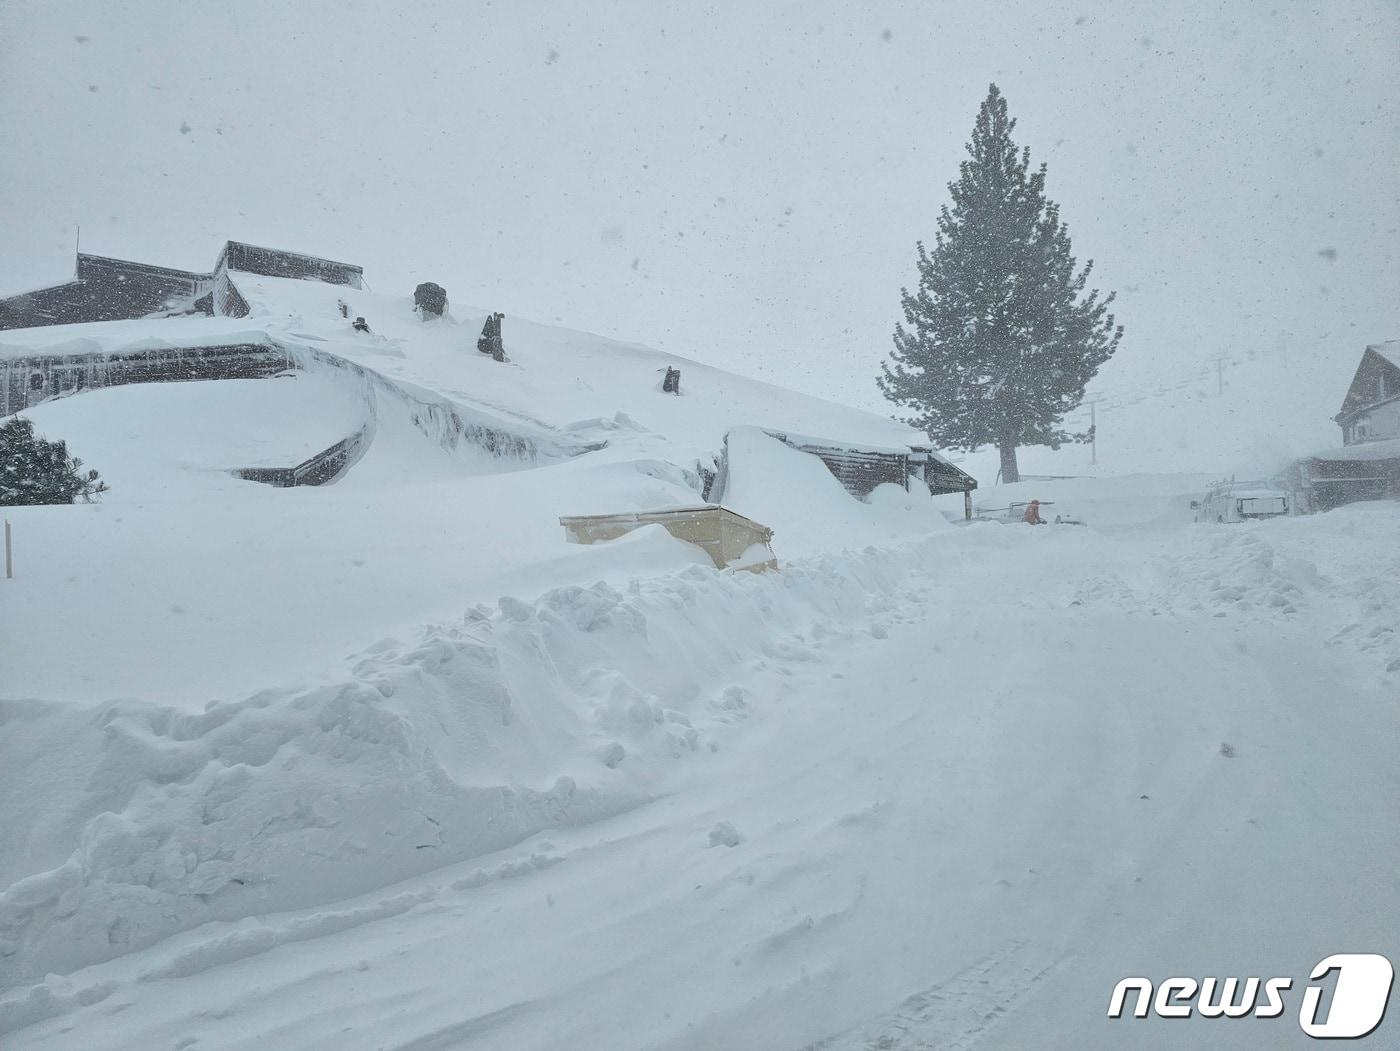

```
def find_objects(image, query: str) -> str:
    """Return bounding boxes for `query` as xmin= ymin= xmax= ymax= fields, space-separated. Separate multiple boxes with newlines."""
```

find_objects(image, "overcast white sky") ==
xmin=1 ymin=0 xmax=1396 ymax=468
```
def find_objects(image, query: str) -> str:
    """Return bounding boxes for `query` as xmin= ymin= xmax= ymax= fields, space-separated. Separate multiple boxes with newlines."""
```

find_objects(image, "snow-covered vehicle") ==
xmin=1193 ymin=482 xmax=1290 ymax=523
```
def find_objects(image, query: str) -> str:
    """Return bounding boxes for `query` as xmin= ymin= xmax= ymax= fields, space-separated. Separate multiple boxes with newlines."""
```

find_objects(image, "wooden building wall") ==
xmin=222 ymin=242 xmax=363 ymax=289
xmin=212 ymin=267 xmax=250 ymax=317
xmin=793 ymin=441 xmax=910 ymax=497
xmin=765 ymin=431 xmax=977 ymax=499
xmin=0 ymin=342 xmax=291 ymax=416
xmin=1291 ymin=455 xmax=1400 ymax=512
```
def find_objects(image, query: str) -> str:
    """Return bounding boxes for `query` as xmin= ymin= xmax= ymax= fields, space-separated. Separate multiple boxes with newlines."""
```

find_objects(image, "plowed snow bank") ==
xmin=0 ymin=542 xmax=916 ymax=989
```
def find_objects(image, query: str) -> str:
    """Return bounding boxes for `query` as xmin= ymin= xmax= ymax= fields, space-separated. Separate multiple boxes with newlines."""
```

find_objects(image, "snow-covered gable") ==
xmin=1370 ymin=340 xmax=1400 ymax=372
xmin=1335 ymin=341 xmax=1400 ymax=446
xmin=1337 ymin=342 xmax=1400 ymax=419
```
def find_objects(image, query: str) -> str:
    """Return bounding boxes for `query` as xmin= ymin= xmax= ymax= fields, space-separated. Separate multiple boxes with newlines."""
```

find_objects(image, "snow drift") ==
xmin=721 ymin=426 xmax=951 ymax=556
xmin=0 ymin=542 xmax=918 ymax=993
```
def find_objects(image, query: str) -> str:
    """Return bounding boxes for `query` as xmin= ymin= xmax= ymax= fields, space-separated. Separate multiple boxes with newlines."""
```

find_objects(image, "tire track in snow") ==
xmin=805 ymin=941 xmax=1069 ymax=1051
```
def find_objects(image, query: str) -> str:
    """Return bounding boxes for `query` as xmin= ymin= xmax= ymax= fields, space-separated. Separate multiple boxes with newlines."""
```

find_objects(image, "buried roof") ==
xmin=0 ymin=240 xmax=363 ymax=332
xmin=1 ymin=258 xmax=962 ymax=483
xmin=560 ymin=505 xmax=776 ymax=571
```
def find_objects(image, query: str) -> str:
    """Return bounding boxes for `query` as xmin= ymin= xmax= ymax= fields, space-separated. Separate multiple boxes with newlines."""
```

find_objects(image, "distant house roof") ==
xmin=0 ymin=240 xmax=363 ymax=331
xmin=762 ymin=428 xmax=977 ymax=496
xmin=1336 ymin=342 xmax=1400 ymax=424
xmin=76 ymin=253 xmax=208 ymax=283
xmin=1369 ymin=340 xmax=1400 ymax=371
xmin=217 ymin=241 xmax=363 ymax=289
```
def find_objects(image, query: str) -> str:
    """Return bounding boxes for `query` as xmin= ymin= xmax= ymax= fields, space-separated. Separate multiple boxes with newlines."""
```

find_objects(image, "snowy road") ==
xmin=4 ymin=507 xmax=1399 ymax=1049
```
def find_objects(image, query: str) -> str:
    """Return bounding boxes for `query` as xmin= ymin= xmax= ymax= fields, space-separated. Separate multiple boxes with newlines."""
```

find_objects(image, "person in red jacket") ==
xmin=1023 ymin=499 xmax=1045 ymax=525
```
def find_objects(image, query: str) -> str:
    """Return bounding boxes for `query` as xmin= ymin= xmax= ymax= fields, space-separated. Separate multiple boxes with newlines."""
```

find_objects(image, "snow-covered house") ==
xmin=0 ymin=240 xmax=361 ymax=331
xmin=759 ymin=430 xmax=976 ymax=507
xmin=0 ymin=338 xmax=293 ymax=417
xmin=2 ymin=247 xmax=975 ymax=511
xmin=1287 ymin=341 xmax=1400 ymax=511
xmin=1334 ymin=341 xmax=1400 ymax=446
xmin=0 ymin=241 xmax=365 ymax=416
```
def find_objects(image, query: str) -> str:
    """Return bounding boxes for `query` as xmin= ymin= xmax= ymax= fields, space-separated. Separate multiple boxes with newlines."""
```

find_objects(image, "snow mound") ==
xmin=15 ymin=375 xmax=367 ymax=494
xmin=959 ymin=472 xmax=1218 ymax=531
xmin=0 ymin=543 xmax=922 ymax=991
xmin=722 ymin=426 xmax=950 ymax=556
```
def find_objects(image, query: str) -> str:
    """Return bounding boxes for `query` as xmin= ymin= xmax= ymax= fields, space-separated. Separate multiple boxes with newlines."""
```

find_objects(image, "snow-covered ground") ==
xmin=1 ymin=273 xmax=946 ymax=704
xmin=2 ymin=496 xmax=1397 ymax=1049
xmin=2 ymin=283 xmax=1398 ymax=1049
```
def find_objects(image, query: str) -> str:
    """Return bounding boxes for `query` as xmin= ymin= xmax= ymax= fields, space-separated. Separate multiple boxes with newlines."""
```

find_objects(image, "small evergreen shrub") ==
xmin=0 ymin=417 xmax=109 ymax=506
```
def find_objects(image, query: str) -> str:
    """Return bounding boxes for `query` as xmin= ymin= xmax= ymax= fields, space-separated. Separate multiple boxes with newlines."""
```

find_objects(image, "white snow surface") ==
xmin=2 ymin=287 xmax=1398 ymax=1049
xmin=0 ymin=494 xmax=1396 ymax=1049
xmin=1 ymin=282 xmax=944 ymax=704
xmin=17 ymin=376 xmax=366 ymax=484
xmin=0 ymin=272 xmax=927 ymax=459
xmin=1309 ymin=435 xmax=1400 ymax=462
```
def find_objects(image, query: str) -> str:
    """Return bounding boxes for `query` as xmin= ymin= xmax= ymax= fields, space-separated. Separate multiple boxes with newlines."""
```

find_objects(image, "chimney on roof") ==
xmin=414 ymin=282 xmax=447 ymax=319
xmin=477 ymin=312 xmax=506 ymax=361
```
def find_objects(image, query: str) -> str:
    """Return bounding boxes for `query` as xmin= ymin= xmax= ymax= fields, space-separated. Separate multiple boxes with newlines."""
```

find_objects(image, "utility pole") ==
xmin=1206 ymin=354 xmax=1229 ymax=395
xmin=1069 ymin=394 xmax=1103 ymax=464
xmin=1081 ymin=395 xmax=1104 ymax=466
xmin=1090 ymin=399 xmax=1097 ymax=464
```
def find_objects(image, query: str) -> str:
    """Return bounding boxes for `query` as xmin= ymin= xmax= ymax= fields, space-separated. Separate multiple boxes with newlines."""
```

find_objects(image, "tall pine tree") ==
xmin=879 ymin=84 xmax=1122 ymax=483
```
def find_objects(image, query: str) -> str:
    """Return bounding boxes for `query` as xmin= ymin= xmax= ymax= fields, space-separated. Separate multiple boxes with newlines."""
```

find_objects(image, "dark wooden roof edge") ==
xmin=763 ymin=428 xmax=911 ymax=456
xmin=925 ymin=469 xmax=978 ymax=491
xmin=76 ymin=253 xmax=211 ymax=282
xmin=765 ymin=427 xmax=970 ymax=466
xmin=221 ymin=240 xmax=364 ymax=275
xmin=4 ymin=239 xmax=364 ymax=305
xmin=0 ymin=276 xmax=83 ymax=302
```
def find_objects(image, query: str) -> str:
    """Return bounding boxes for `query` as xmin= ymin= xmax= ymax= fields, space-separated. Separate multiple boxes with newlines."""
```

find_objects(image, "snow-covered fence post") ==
xmin=4 ymin=519 xmax=11 ymax=579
